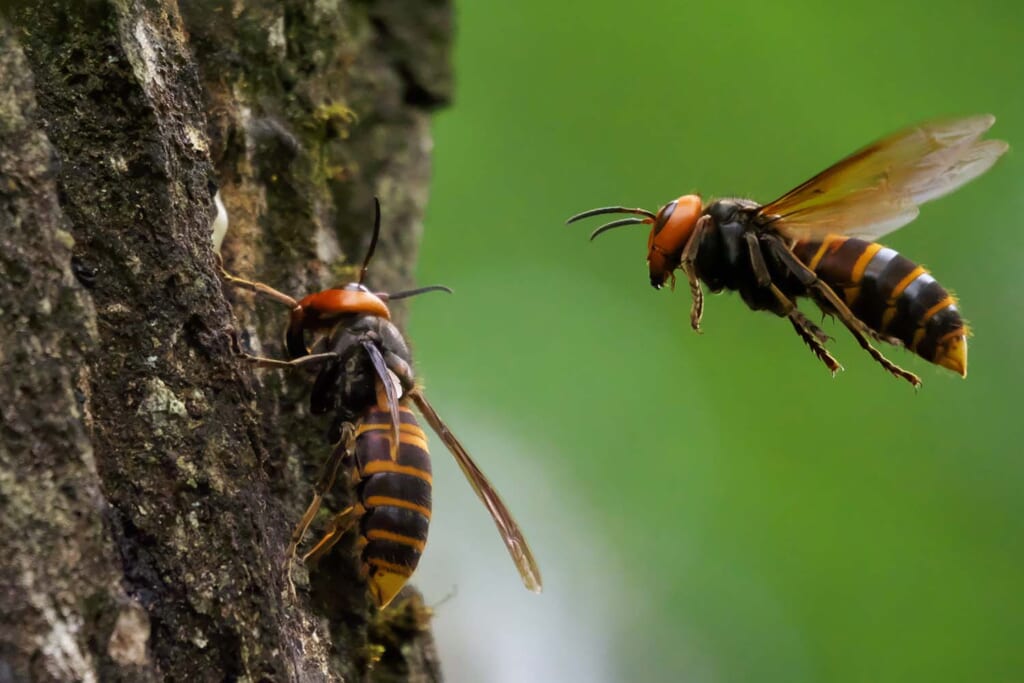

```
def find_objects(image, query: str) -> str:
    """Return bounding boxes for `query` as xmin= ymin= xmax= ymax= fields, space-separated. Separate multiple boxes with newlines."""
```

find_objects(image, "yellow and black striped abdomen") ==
xmin=354 ymin=405 xmax=432 ymax=608
xmin=793 ymin=237 xmax=968 ymax=376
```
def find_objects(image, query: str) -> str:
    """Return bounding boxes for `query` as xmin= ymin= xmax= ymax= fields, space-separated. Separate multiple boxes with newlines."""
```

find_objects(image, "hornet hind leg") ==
xmin=302 ymin=503 xmax=362 ymax=565
xmin=746 ymin=232 xmax=843 ymax=377
xmin=788 ymin=310 xmax=842 ymax=376
xmin=765 ymin=236 xmax=921 ymax=387
xmin=287 ymin=423 xmax=357 ymax=561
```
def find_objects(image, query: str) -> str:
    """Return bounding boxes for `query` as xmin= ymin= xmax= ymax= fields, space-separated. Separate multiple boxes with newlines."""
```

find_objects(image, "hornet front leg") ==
xmin=679 ymin=215 xmax=710 ymax=332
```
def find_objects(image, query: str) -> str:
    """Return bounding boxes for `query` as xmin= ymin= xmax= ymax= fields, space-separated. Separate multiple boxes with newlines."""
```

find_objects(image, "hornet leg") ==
xmin=766 ymin=236 xmax=920 ymax=387
xmin=220 ymin=266 xmax=316 ymax=364
xmin=240 ymin=352 xmax=338 ymax=369
xmin=287 ymin=423 xmax=357 ymax=561
xmin=746 ymin=232 xmax=842 ymax=375
xmin=303 ymin=503 xmax=363 ymax=565
xmin=787 ymin=309 xmax=843 ymax=376
xmin=760 ymin=276 xmax=843 ymax=377
xmin=220 ymin=267 xmax=300 ymax=309
xmin=791 ymin=308 xmax=831 ymax=345
xmin=680 ymin=215 xmax=710 ymax=332
xmin=743 ymin=231 xmax=771 ymax=288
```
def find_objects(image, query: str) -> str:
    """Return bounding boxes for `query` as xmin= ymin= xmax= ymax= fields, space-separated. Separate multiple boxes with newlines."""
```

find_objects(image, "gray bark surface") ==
xmin=0 ymin=2 xmax=451 ymax=681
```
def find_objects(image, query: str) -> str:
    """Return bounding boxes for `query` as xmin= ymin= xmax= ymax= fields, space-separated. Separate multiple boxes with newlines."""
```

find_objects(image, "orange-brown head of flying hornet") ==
xmin=567 ymin=194 xmax=704 ymax=289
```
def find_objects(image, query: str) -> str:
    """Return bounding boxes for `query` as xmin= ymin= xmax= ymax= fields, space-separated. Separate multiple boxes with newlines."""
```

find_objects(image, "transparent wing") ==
xmin=409 ymin=389 xmax=543 ymax=593
xmin=758 ymin=115 xmax=1008 ymax=240
xmin=363 ymin=341 xmax=402 ymax=459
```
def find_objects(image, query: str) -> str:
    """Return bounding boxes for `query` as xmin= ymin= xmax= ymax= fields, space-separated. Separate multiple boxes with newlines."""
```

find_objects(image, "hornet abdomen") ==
xmin=792 ymin=237 xmax=967 ymax=376
xmin=354 ymin=404 xmax=433 ymax=607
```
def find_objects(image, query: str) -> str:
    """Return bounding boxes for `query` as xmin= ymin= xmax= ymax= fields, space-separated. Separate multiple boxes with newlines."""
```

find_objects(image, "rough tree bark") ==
xmin=0 ymin=1 xmax=451 ymax=681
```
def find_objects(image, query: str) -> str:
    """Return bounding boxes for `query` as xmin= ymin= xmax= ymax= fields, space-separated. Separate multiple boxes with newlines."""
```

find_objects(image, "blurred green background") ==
xmin=404 ymin=1 xmax=1024 ymax=681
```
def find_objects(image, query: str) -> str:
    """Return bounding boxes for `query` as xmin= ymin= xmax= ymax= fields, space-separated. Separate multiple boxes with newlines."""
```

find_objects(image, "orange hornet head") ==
xmin=284 ymin=197 xmax=452 ymax=358
xmin=567 ymin=194 xmax=703 ymax=289
xmin=286 ymin=283 xmax=391 ymax=358
xmin=645 ymin=195 xmax=703 ymax=288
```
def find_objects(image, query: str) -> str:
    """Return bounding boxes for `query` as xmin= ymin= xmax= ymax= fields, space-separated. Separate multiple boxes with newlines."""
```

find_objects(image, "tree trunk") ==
xmin=0 ymin=1 xmax=451 ymax=681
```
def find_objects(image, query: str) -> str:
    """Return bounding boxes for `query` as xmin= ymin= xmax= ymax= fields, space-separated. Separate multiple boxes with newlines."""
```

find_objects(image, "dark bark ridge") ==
xmin=1 ymin=1 xmax=451 ymax=681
